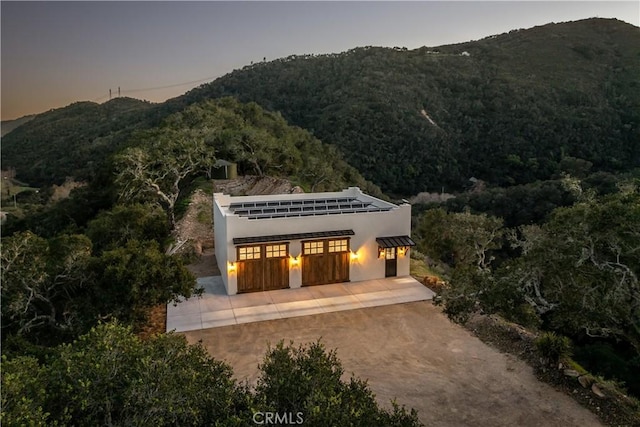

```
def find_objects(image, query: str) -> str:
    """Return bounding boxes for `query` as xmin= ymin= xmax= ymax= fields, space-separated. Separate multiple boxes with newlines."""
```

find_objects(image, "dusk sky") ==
xmin=1 ymin=1 xmax=638 ymax=120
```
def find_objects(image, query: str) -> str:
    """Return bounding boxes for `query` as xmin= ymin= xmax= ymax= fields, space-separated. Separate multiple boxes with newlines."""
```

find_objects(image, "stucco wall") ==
xmin=214 ymin=188 xmax=412 ymax=295
xmin=213 ymin=196 xmax=230 ymax=293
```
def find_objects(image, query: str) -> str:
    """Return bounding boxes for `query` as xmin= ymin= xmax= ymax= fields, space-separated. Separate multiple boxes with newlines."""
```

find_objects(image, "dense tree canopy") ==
xmin=2 ymin=323 xmax=248 ymax=426
xmin=505 ymin=189 xmax=640 ymax=352
xmin=4 ymin=20 xmax=638 ymax=196
xmin=1 ymin=98 xmax=158 ymax=187
xmin=2 ymin=97 xmax=381 ymax=199
xmin=255 ymin=340 xmax=422 ymax=426
xmin=176 ymin=18 xmax=640 ymax=195
xmin=1 ymin=202 xmax=198 ymax=347
xmin=1 ymin=232 xmax=93 ymax=341
xmin=420 ymin=185 xmax=640 ymax=392
xmin=416 ymin=208 xmax=504 ymax=269
xmin=89 ymin=239 xmax=198 ymax=323
xmin=115 ymin=126 xmax=217 ymax=227
xmin=85 ymin=203 xmax=168 ymax=254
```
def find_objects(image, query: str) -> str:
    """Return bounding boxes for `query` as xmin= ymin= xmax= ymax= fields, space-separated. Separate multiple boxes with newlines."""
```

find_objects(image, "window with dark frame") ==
xmin=385 ymin=248 xmax=395 ymax=260
xmin=265 ymin=244 xmax=287 ymax=258
xmin=328 ymin=239 xmax=348 ymax=253
xmin=303 ymin=241 xmax=324 ymax=255
xmin=238 ymin=246 xmax=261 ymax=260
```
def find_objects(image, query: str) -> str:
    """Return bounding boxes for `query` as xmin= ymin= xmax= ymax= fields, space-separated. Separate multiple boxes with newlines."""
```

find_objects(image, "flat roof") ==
xmin=215 ymin=187 xmax=400 ymax=220
xmin=228 ymin=196 xmax=392 ymax=220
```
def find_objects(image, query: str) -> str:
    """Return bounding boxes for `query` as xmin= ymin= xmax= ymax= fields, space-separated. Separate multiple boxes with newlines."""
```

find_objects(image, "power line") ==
xmin=91 ymin=75 xmax=218 ymax=102
xmin=121 ymin=76 xmax=218 ymax=94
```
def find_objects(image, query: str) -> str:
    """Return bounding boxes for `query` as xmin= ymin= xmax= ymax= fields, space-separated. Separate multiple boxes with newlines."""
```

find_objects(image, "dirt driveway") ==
xmin=183 ymin=301 xmax=601 ymax=426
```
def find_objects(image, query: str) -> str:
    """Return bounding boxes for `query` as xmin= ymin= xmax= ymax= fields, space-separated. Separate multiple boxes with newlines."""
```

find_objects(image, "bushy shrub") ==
xmin=255 ymin=340 xmax=423 ymax=426
xmin=535 ymin=332 xmax=572 ymax=364
xmin=2 ymin=327 xmax=423 ymax=426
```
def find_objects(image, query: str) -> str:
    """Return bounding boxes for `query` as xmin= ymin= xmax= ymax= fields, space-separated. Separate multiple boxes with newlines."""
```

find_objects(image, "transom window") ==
xmin=238 ymin=246 xmax=261 ymax=260
xmin=266 ymin=244 xmax=287 ymax=258
xmin=385 ymin=248 xmax=395 ymax=260
xmin=328 ymin=239 xmax=348 ymax=253
xmin=303 ymin=241 xmax=324 ymax=255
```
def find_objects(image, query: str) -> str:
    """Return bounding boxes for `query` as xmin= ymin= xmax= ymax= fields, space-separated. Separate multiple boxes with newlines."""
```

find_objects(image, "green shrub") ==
xmin=535 ymin=332 xmax=572 ymax=364
xmin=255 ymin=340 xmax=423 ymax=426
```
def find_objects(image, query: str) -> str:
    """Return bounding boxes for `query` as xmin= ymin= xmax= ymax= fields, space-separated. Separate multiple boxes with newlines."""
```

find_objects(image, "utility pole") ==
xmin=109 ymin=89 xmax=112 ymax=100
xmin=118 ymin=86 xmax=121 ymax=97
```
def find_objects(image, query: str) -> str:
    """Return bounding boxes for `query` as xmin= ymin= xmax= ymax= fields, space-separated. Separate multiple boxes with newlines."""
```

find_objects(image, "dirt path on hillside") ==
xmin=212 ymin=175 xmax=303 ymax=197
xmin=172 ymin=176 xmax=303 ymax=257
xmin=183 ymin=302 xmax=602 ymax=427
xmin=171 ymin=189 xmax=214 ymax=255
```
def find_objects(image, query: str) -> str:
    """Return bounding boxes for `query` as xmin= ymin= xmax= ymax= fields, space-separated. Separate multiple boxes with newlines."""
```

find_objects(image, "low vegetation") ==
xmin=1 ymin=324 xmax=422 ymax=426
xmin=535 ymin=332 xmax=573 ymax=365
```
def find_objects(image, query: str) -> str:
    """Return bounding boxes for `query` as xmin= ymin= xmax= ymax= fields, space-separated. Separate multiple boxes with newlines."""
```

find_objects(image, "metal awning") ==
xmin=376 ymin=235 xmax=416 ymax=248
xmin=233 ymin=229 xmax=355 ymax=245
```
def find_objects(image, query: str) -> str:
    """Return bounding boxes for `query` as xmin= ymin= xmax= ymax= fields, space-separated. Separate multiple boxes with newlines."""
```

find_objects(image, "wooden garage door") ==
xmin=263 ymin=244 xmax=289 ymax=291
xmin=302 ymin=239 xmax=350 ymax=286
xmin=237 ymin=244 xmax=289 ymax=293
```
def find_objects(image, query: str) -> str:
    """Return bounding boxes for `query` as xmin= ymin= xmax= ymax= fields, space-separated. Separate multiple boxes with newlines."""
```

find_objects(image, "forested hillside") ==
xmin=1 ymin=97 xmax=377 ymax=198
xmin=1 ymin=98 xmax=159 ymax=186
xmin=4 ymin=18 xmax=638 ymax=195
xmin=174 ymin=18 xmax=640 ymax=195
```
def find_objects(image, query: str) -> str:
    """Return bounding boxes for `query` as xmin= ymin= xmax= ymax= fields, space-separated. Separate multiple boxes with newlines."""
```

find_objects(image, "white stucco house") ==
xmin=213 ymin=187 xmax=416 ymax=295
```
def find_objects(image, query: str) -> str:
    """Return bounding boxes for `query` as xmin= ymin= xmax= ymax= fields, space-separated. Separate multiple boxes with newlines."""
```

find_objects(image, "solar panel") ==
xmin=227 ymin=196 xmax=392 ymax=219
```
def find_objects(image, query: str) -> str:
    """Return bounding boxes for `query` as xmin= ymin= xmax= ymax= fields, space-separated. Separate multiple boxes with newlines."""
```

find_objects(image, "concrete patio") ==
xmin=167 ymin=276 xmax=435 ymax=332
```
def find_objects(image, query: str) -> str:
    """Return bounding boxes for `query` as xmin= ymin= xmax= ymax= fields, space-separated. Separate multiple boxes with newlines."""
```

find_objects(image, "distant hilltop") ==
xmin=2 ymin=18 xmax=639 ymax=195
xmin=1 ymin=115 xmax=36 ymax=137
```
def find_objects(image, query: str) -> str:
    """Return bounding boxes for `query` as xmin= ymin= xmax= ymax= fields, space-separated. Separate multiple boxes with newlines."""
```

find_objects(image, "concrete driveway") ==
xmin=167 ymin=275 xmax=434 ymax=332
xmin=182 ymin=301 xmax=602 ymax=427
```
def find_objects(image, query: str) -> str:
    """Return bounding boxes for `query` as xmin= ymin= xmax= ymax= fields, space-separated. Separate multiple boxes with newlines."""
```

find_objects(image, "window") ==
xmin=238 ymin=246 xmax=261 ymax=260
xmin=328 ymin=239 xmax=348 ymax=253
xmin=303 ymin=241 xmax=324 ymax=255
xmin=385 ymin=248 xmax=395 ymax=260
xmin=266 ymin=244 xmax=287 ymax=258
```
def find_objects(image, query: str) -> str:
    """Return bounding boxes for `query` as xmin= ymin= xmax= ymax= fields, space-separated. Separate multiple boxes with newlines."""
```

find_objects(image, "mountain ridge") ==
xmin=173 ymin=17 xmax=640 ymax=194
xmin=2 ymin=18 xmax=639 ymax=195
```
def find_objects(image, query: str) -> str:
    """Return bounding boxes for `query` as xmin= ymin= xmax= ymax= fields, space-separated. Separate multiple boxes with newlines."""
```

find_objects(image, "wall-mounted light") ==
xmin=227 ymin=262 xmax=236 ymax=272
xmin=378 ymin=247 xmax=385 ymax=258
xmin=398 ymin=247 xmax=406 ymax=257
xmin=290 ymin=256 xmax=300 ymax=267
xmin=350 ymin=251 xmax=359 ymax=261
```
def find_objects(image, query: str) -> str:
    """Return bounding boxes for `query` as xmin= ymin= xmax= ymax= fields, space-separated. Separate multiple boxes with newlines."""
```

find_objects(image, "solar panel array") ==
xmin=228 ymin=197 xmax=392 ymax=220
